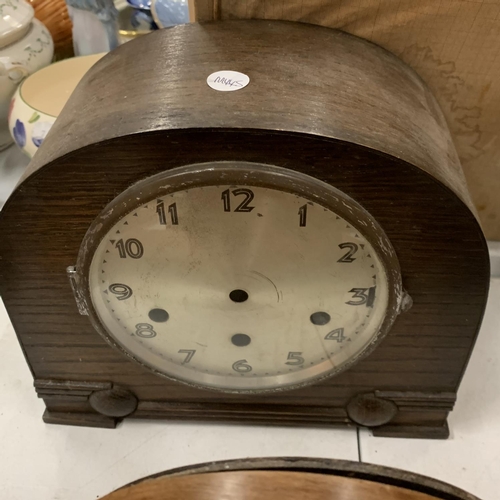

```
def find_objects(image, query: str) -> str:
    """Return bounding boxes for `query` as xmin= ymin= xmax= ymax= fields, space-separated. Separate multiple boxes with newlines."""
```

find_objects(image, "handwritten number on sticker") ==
xmin=207 ymin=71 xmax=250 ymax=92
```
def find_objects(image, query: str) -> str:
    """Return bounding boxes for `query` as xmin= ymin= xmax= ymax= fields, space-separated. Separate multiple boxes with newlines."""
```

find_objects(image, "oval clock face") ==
xmin=80 ymin=163 xmax=400 ymax=392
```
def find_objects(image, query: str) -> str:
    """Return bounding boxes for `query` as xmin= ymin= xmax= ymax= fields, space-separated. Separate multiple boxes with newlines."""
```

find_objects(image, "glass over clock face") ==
xmin=78 ymin=162 xmax=401 ymax=392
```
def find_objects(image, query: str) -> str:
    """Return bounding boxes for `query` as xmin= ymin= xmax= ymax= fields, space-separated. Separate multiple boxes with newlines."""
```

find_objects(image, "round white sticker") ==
xmin=206 ymin=70 xmax=250 ymax=92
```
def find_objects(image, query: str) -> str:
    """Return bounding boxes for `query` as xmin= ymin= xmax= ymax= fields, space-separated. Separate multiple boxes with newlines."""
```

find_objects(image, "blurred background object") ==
xmin=0 ymin=0 xmax=53 ymax=151
xmin=126 ymin=0 xmax=150 ymax=8
xmin=0 ymin=143 xmax=30 ymax=209
xmin=28 ymin=0 xmax=73 ymax=59
xmin=151 ymin=0 xmax=188 ymax=29
xmin=9 ymin=53 xmax=104 ymax=157
xmin=126 ymin=0 xmax=157 ymax=32
xmin=117 ymin=0 xmax=190 ymax=44
xmin=130 ymin=8 xmax=157 ymax=31
xmin=65 ymin=0 xmax=119 ymax=55
xmin=118 ymin=5 xmax=154 ymax=42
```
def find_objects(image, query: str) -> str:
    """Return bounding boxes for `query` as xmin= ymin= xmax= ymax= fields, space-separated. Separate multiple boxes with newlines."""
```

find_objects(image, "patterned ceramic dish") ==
xmin=28 ymin=0 xmax=73 ymax=58
xmin=0 ymin=0 xmax=53 ymax=150
xmin=9 ymin=53 xmax=104 ymax=157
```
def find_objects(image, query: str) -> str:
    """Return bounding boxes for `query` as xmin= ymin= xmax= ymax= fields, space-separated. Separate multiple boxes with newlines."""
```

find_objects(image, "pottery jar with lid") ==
xmin=0 ymin=0 xmax=53 ymax=150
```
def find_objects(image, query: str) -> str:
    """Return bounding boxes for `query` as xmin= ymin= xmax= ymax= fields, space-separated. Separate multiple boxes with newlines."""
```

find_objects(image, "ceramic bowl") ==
xmin=0 ymin=1 xmax=53 ymax=150
xmin=9 ymin=53 xmax=104 ymax=157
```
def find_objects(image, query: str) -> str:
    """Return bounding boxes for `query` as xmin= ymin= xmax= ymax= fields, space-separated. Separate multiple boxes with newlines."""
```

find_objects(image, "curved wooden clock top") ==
xmin=24 ymin=20 xmax=472 ymax=211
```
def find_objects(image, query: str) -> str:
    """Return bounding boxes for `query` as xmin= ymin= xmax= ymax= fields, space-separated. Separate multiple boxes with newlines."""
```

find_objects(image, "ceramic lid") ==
xmin=0 ymin=0 xmax=34 ymax=49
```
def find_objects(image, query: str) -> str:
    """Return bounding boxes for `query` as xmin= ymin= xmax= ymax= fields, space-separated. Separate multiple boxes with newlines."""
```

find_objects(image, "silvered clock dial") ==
xmin=75 ymin=162 xmax=402 ymax=392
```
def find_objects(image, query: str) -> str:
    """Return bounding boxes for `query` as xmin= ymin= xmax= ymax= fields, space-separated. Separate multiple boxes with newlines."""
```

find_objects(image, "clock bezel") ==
xmin=74 ymin=161 xmax=403 ymax=393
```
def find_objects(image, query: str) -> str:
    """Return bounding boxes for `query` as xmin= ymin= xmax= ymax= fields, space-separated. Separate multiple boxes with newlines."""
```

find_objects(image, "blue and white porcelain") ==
xmin=130 ymin=8 xmax=157 ymax=31
xmin=151 ymin=0 xmax=189 ymax=28
xmin=126 ymin=0 xmax=151 ymax=10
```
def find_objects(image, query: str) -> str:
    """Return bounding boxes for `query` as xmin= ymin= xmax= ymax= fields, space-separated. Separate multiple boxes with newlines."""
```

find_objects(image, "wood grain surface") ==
xmin=101 ymin=470 xmax=466 ymax=500
xmin=0 ymin=21 xmax=489 ymax=436
xmin=22 ymin=21 xmax=472 ymax=211
xmin=118 ymin=457 xmax=481 ymax=500
xmin=193 ymin=1 xmax=500 ymax=241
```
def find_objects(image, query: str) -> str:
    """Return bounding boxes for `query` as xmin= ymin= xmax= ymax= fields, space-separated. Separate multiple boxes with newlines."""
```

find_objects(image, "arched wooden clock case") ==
xmin=0 ymin=21 xmax=489 ymax=438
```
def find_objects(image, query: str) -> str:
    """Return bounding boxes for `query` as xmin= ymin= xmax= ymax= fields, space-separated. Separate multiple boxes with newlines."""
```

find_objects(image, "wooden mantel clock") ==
xmin=0 ymin=21 xmax=489 ymax=438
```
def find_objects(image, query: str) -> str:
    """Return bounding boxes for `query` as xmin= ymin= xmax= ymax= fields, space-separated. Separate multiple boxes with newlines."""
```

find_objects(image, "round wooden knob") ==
xmin=347 ymin=393 xmax=397 ymax=427
xmin=89 ymin=387 xmax=138 ymax=417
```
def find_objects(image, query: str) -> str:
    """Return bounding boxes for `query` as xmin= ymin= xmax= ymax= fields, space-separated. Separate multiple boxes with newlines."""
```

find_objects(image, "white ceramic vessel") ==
xmin=9 ymin=53 xmax=103 ymax=157
xmin=0 ymin=0 xmax=53 ymax=150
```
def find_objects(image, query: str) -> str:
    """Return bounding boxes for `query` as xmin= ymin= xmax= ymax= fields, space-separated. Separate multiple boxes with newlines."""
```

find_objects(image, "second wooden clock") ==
xmin=0 ymin=20 xmax=489 ymax=438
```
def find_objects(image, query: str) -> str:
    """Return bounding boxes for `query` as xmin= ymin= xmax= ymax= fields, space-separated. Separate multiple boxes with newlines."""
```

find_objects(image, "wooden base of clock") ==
xmin=37 ymin=381 xmax=453 ymax=438
xmin=0 ymin=21 xmax=489 ymax=439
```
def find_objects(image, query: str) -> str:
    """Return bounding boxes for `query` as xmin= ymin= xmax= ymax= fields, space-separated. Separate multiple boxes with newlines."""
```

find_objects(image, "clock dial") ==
xmin=83 ymin=163 xmax=397 ymax=392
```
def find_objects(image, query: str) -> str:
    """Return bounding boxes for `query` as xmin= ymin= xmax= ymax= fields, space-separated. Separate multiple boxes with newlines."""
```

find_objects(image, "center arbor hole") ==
xmin=232 ymin=333 xmax=251 ymax=347
xmin=230 ymin=289 xmax=249 ymax=303
xmin=310 ymin=311 xmax=331 ymax=326
xmin=149 ymin=308 xmax=169 ymax=323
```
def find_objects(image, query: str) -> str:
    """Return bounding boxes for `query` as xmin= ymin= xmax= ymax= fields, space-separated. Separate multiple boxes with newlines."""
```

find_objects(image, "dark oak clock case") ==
xmin=0 ymin=21 xmax=489 ymax=438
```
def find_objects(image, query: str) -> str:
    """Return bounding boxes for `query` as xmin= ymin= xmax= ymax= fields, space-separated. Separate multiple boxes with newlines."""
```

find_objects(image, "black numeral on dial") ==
xmin=178 ymin=349 xmax=196 ymax=364
xmin=168 ymin=203 xmax=179 ymax=225
xmin=232 ymin=359 xmax=252 ymax=373
xmin=115 ymin=238 xmax=144 ymax=259
xmin=221 ymin=188 xmax=255 ymax=212
xmin=338 ymin=242 xmax=358 ymax=263
xmin=346 ymin=287 xmax=376 ymax=307
xmin=156 ymin=200 xmax=179 ymax=225
xmin=325 ymin=328 xmax=346 ymax=342
xmin=285 ymin=352 xmax=305 ymax=365
xmin=108 ymin=283 xmax=133 ymax=300
xmin=135 ymin=323 xmax=156 ymax=338
xmin=298 ymin=204 xmax=307 ymax=227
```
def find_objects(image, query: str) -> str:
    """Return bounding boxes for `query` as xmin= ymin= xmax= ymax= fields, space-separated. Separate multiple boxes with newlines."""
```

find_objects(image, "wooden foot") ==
xmin=371 ymin=422 xmax=450 ymax=439
xmin=42 ymin=410 xmax=117 ymax=429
